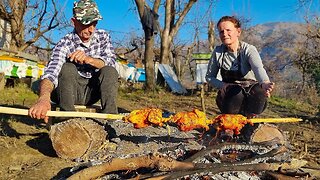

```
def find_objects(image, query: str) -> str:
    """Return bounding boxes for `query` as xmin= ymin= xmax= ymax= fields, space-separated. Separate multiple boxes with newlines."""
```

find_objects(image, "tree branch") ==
xmin=170 ymin=0 xmax=197 ymax=37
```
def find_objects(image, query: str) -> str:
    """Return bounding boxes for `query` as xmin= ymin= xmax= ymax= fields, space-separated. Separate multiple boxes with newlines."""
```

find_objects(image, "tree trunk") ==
xmin=160 ymin=0 xmax=173 ymax=65
xmin=144 ymin=32 xmax=156 ymax=90
xmin=160 ymin=35 xmax=172 ymax=65
xmin=6 ymin=0 xmax=25 ymax=51
xmin=134 ymin=0 xmax=197 ymax=89
xmin=160 ymin=0 xmax=198 ymax=64
xmin=134 ymin=0 xmax=160 ymax=91
xmin=208 ymin=20 xmax=215 ymax=52
xmin=0 ymin=0 xmax=61 ymax=51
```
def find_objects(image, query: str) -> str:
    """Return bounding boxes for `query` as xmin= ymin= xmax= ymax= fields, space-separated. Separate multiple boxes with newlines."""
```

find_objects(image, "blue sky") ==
xmin=61 ymin=0 xmax=319 ymax=43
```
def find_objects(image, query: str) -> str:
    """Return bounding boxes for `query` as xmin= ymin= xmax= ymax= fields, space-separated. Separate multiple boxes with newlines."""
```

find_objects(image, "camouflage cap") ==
xmin=73 ymin=0 xmax=102 ymax=25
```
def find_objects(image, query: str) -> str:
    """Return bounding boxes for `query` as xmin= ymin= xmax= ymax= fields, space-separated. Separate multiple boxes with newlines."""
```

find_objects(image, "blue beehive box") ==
xmin=127 ymin=63 xmax=146 ymax=82
xmin=136 ymin=68 xmax=146 ymax=82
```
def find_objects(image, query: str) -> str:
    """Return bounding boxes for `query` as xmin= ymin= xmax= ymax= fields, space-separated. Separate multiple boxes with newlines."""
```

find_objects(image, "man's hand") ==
xmin=68 ymin=50 xmax=104 ymax=68
xmin=28 ymin=79 xmax=53 ymax=123
xmin=261 ymin=82 xmax=275 ymax=97
xmin=68 ymin=50 xmax=92 ymax=65
xmin=28 ymin=97 xmax=51 ymax=123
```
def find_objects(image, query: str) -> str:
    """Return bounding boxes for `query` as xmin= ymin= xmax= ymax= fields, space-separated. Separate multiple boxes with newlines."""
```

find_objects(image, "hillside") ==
xmin=245 ymin=22 xmax=305 ymax=60
xmin=243 ymin=22 xmax=319 ymax=102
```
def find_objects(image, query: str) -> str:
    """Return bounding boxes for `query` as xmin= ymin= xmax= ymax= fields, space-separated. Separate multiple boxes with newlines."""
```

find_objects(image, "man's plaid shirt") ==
xmin=41 ymin=29 xmax=116 ymax=88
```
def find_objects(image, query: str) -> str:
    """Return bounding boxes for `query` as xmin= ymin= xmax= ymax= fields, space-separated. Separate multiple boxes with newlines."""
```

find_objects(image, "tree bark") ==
xmin=68 ymin=153 xmax=194 ymax=180
xmin=160 ymin=0 xmax=198 ymax=65
xmin=134 ymin=0 xmax=161 ymax=91
xmin=144 ymin=31 xmax=156 ymax=90
xmin=208 ymin=20 xmax=215 ymax=52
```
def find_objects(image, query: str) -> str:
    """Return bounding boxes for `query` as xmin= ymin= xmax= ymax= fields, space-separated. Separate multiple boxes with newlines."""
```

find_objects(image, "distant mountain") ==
xmin=243 ymin=22 xmax=309 ymax=90
xmin=244 ymin=22 xmax=306 ymax=61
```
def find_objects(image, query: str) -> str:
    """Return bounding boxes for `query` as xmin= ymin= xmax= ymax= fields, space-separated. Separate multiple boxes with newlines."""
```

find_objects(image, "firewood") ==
xmin=266 ymin=171 xmax=307 ymax=180
xmin=150 ymin=153 xmax=307 ymax=180
xmin=146 ymin=146 xmax=288 ymax=180
xmin=248 ymin=123 xmax=287 ymax=145
xmin=299 ymin=167 xmax=320 ymax=178
xmin=68 ymin=145 xmax=288 ymax=180
xmin=185 ymin=142 xmax=285 ymax=163
xmin=151 ymin=162 xmax=304 ymax=180
xmin=278 ymin=167 xmax=311 ymax=177
xmin=49 ymin=118 xmax=107 ymax=160
xmin=67 ymin=153 xmax=194 ymax=180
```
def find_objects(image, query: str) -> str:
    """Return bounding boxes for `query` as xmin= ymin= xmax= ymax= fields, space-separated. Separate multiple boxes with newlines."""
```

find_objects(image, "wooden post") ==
xmin=0 ymin=73 xmax=5 ymax=90
xmin=200 ymin=84 xmax=206 ymax=114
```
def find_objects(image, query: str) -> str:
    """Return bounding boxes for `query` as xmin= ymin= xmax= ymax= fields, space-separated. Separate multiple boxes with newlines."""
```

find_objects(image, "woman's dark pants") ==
xmin=216 ymin=84 xmax=267 ymax=116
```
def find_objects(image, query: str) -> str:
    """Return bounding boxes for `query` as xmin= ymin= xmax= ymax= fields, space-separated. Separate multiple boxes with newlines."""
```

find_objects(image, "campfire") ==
xmin=47 ymin=108 xmax=309 ymax=180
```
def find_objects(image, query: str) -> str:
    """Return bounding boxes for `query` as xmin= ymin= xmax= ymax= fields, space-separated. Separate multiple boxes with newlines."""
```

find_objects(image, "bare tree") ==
xmin=289 ymin=0 xmax=320 ymax=95
xmin=208 ymin=20 xmax=215 ymax=52
xmin=293 ymin=18 xmax=320 ymax=94
xmin=134 ymin=0 xmax=202 ymax=91
xmin=0 ymin=0 xmax=69 ymax=52
xmin=134 ymin=0 xmax=161 ymax=90
xmin=182 ymin=0 xmax=215 ymax=84
xmin=160 ymin=0 xmax=197 ymax=64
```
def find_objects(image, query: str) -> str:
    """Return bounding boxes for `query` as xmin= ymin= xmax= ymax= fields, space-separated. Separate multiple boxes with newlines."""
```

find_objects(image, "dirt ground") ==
xmin=0 ymin=89 xmax=319 ymax=180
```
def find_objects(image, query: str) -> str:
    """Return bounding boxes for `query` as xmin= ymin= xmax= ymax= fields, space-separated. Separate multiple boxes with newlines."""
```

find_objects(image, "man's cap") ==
xmin=73 ymin=0 xmax=102 ymax=25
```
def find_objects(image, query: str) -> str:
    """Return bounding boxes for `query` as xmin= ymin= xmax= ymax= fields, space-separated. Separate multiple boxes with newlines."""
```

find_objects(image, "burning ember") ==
xmin=65 ymin=108 xmax=309 ymax=180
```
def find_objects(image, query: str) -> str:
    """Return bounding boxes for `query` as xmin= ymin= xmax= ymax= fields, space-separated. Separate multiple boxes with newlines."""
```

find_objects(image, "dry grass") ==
xmin=0 ymin=83 xmax=38 ymax=107
xmin=0 ymin=82 xmax=317 ymax=118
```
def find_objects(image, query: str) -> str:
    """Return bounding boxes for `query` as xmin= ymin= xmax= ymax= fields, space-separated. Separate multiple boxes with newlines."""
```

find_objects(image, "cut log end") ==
xmin=49 ymin=118 xmax=107 ymax=160
xmin=250 ymin=124 xmax=286 ymax=145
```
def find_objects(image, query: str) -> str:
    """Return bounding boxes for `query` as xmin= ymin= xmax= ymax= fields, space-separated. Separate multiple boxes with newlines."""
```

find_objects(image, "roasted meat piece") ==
xmin=210 ymin=114 xmax=253 ymax=135
xmin=170 ymin=109 xmax=209 ymax=132
xmin=123 ymin=108 xmax=170 ymax=128
xmin=123 ymin=109 xmax=150 ymax=128
xmin=147 ymin=108 xmax=171 ymax=126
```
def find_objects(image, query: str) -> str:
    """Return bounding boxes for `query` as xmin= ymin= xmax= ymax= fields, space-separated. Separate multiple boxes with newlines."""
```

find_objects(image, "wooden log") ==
xmin=68 ymin=153 xmax=194 ymax=180
xmin=150 ymin=161 xmax=304 ymax=180
xmin=49 ymin=118 xmax=107 ymax=160
xmin=68 ymin=145 xmax=307 ymax=180
xmin=247 ymin=124 xmax=287 ymax=145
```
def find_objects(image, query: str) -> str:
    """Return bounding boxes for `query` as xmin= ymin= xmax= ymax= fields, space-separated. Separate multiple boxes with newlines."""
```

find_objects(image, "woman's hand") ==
xmin=261 ymin=82 xmax=275 ymax=97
